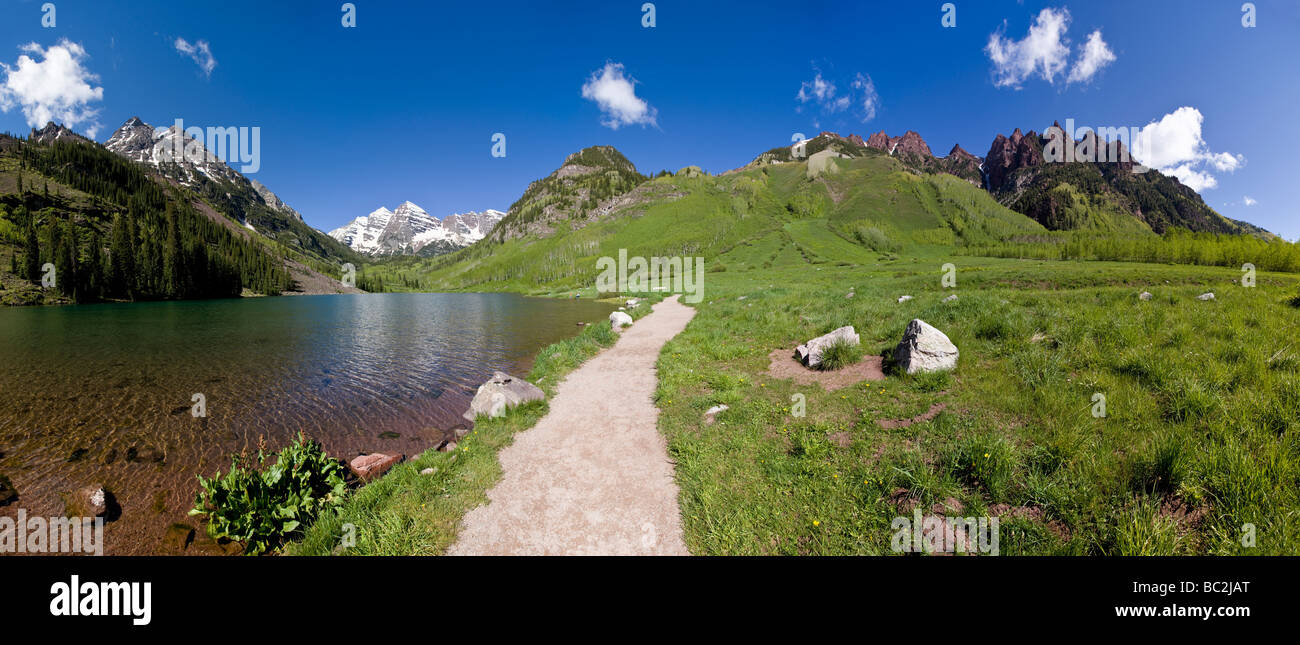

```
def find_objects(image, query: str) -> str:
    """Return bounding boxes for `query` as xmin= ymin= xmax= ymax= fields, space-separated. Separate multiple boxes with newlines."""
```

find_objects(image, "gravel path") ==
xmin=448 ymin=295 xmax=694 ymax=555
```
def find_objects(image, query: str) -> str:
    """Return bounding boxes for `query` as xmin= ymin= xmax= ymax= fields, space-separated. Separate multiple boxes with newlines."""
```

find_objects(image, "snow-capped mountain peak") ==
xmin=329 ymin=203 xmax=504 ymax=256
xmin=103 ymin=116 xmax=303 ymax=222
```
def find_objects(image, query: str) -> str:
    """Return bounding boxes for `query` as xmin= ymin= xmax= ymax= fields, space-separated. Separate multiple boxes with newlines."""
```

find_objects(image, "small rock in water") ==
xmin=609 ymin=311 xmax=634 ymax=329
xmin=70 ymin=484 xmax=114 ymax=518
xmin=897 ymin=295 xmax=913 ymax=303
xmin=894 ymin=319 xmax=959 ymax=374
xmin=378 ymin=431 xmax=400 ymax=439
xmin=126 ymin=446 xmax=165 ymax=463
xmin=66 ymin=448 xmax=89 ymax=463
xmin=0 ymin=473 xmax=16 ymax=506
xmin=795 ymin=326 xmax=861 ymax=369
xmin=942 ymin=294 xmax=958 ymax=303
xmin=1197 ymin=292 xmax=1215 ymax=301
xmin=1139 ymin=291 xmax=1153 ymax=301
xmin=163 ymin=523 xmax=196 ymax=552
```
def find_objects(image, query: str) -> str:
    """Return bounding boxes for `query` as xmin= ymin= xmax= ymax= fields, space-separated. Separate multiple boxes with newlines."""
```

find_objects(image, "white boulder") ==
xmin=894 ymin=319 xmax=958 ymax=374
xmin=795 ymin=326 xmax=860 ymax=369
xmin=610 ymin=311 xmax=634 ymax=328
xmin=463 ymin=371 xmax=546 ymax=422
xmin=1197 ymin=292 xmax=1215 ymax=301
xmin=898 ymin=295 xmax=913 ymax=303
xmin=1139 ymin=291 xmax=1152 ymax=301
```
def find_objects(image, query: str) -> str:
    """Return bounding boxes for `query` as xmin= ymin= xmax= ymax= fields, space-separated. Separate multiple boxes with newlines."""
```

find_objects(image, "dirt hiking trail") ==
xmin=447 ymin=295 xmax=695 ymax=555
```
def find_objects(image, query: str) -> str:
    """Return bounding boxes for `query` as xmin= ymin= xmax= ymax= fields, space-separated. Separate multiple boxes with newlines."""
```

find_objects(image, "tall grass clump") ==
xmin=818 ymin=338 xmax=864 ymax=371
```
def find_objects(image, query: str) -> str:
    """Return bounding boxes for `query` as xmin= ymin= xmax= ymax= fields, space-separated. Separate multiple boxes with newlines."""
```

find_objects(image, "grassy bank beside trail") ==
xmin=655 ymin=256 xmax=1300 ymax=555
xmin=289 ymin=295 xmax=660 ymax=555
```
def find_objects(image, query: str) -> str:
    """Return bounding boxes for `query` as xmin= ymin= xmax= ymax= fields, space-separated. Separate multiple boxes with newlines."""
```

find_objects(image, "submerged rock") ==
xmin=610 ymin=311 xmax=634 ymax=328
xmin=68 ymin=484 xmax=115 ymax=518
xmin=795 ymin=326 xmax=861 ymax=369
xmin=894 ymin=319 xmax=959 ymax=374
xmin=349 ymin=453 xmax=402 ymax=482
xmin=0 ymin=473 xmax=16 ymax=506
xmin=462 ymin=371 xmax=546 ymax=422
xmin=163 ymin=523 xmax=196 ymax=552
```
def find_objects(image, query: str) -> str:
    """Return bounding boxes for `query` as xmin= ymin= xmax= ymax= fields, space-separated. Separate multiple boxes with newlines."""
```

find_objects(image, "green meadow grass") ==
xmin=656 ymin=257 xmax=1300 ymax=554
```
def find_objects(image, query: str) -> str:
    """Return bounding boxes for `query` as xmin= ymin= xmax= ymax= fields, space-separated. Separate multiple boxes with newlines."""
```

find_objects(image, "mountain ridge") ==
xmin=329 ymin=202 xmax=504 ymax=257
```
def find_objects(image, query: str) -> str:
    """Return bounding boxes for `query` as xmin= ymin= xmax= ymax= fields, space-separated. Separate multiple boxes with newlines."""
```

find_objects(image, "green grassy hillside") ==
xmin=362 ymin=153 xmax=1046 ymax=294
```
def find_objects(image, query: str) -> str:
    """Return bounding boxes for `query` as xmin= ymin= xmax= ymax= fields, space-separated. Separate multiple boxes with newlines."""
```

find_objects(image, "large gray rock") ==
xmin=795 ymin=326 xmax=860 ymax=368
xmin=894 ymin=319 xmax=959 ymax=374
xmin=463 ymin=371 xmax=546 ymax=422
xmin=609 ymin=311 xmax=633 ymax=328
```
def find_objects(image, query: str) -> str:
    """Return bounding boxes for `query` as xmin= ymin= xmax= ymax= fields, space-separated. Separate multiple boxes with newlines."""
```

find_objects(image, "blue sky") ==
xmin=1 ymin=0 xmax=1297 ymax=237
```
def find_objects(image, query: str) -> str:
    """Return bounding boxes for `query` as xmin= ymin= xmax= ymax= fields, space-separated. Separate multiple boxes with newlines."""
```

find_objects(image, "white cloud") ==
xmin=174 ymin=37 xmax=216 ymax=77
xmin=851 ymin=73 xmax=880 ymax=123
xmin=796 ymin=68 xmax=880 ymax=124
xmin=986 ymin=8 xmax=1115 ymax=88
xmin=0 ymin=40 xmax=104 ymax=137
xmin=797 ymin=73 xmax=838 ymax=106
xmin=581 ymin=62 xmax=657 ymax=129
xmin=1131 ymin=107 xmax=1244 ymax=193
xmin=1244 ymin=196 xmax=1257 ymax=206
xmin=1067 ymin=30 xmax=1116 ymax=84
xmin=986 ymin=8 xmax=1071 ymax=87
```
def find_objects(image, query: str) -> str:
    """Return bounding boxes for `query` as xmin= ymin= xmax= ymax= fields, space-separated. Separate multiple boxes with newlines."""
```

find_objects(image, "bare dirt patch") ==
xmin=878 ymin=402 xmax=948 ymax=429
xmin=1159 ymin=495 xmax=1210 ymax=533
xmin=766 ymin=348 xmax=885 ymax=390
xmin=989 ymin=503 xmax=1072 ymax=540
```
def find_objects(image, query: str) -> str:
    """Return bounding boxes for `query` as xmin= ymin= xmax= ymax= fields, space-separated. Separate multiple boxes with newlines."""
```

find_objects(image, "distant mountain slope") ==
xmin=981 ymin=124 xmax=1266 ymax=235
xmin=364 ymin=143 xmax=1045 ymax=293
xmin=102 ymin=117 xmax=359 ymax=264
xmin=487 ymin=145 xmax=647 ymax=242
xmin=329 ymin=201 xmax=504 ymax=257
xmin=748 ymin=128 xmax=1267 ymax=237
xmin=0 ymin=122 xmax=362 ymax=305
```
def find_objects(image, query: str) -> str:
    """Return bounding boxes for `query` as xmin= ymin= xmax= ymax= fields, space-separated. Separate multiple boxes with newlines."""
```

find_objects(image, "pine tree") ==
xmin=108 ymin=214 xmax=136 ymax=299
xmin=162 ymin=204 xmax=180 ymax=298
xmin=23 ymin=223 xmax=40 ymax=283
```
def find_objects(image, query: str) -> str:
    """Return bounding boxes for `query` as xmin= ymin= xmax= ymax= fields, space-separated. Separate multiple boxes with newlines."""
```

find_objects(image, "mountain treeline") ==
xmin=2 ymin=136 xmax=291 ymax=303
xmin=961 ymin=228 xmax=1300 ymax=273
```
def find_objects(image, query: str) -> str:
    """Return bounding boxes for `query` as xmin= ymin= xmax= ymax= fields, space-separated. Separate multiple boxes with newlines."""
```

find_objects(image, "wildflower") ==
xmin=983 ymin=452 xmax=990 ymax=459
xmin=813 ymin=520 xmax=821 ymax=527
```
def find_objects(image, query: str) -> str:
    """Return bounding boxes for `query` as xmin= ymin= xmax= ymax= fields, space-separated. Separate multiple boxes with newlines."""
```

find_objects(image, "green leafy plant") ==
xmin=190 ymin=433 xmax=346 ymax=555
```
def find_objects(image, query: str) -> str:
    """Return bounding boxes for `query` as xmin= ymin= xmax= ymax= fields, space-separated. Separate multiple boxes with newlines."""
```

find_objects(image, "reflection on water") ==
xmin=0 ymin=293 xmax=613 ymax=554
